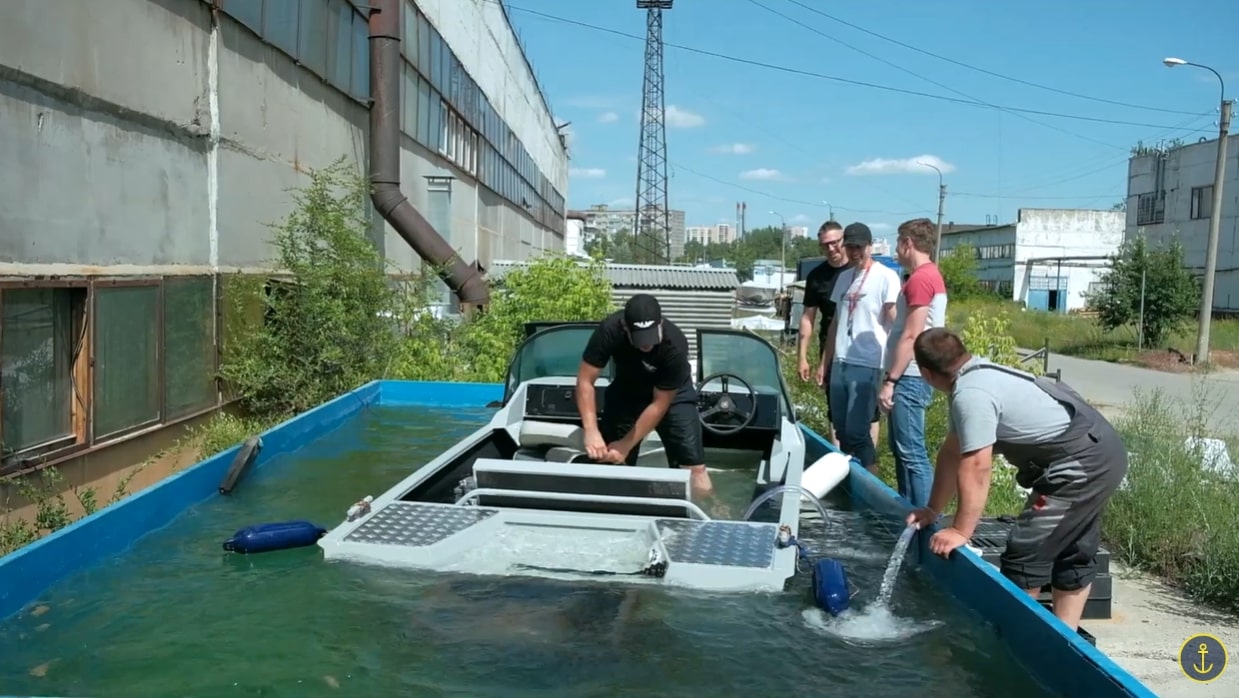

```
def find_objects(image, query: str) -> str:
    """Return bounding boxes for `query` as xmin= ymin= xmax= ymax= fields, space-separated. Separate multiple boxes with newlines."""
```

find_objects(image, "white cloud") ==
xmin=666 ymin=105 xmax=705 ymax=128
xmin=845 ymin=154 xmax=956 ymax=176
xmin=570 ymin=167 xmax=606 ymax=179
xmin=608 ymin=197 xmax=633 ymax=207
xmin=597 ymin=111 xmax=619 ymax=124
xmin=739 ymin=168 xmax=784 ymax=181
xmin=634 ymin=105 xmax=706 ymax=128
xmin=869 ymin=223 xmax=893 ymax=231
xmin=791 ymin=214 xmax=811 ymax=223
xmin=712 ymin=143 xmax=755 ymax=155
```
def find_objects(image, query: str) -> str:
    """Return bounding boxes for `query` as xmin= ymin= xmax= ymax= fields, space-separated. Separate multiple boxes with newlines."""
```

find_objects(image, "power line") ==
xmin=500 ymin=1 xmax=1211 ymax=132
xmin=780 ymin=0 xmax=1199 ymax=117
xmin=669 ymin=161 xmax=929 ymax=216
xmin=952 ymin=192 xmax=1121 ymax=200
xmin=963 ymin=112 xmax=1214 ymax=194
xmin=746 ymin=0 xmax=1122 ymax=150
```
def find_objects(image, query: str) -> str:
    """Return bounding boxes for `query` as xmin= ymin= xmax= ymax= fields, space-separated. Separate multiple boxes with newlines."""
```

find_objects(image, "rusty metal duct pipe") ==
xmin=368 ymin=0 xmax=489 ymax=305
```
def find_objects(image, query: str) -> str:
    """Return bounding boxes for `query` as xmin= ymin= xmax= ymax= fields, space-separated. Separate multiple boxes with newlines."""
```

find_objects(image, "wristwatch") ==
xmin=883 ymin=373 xmax=898 ymax=385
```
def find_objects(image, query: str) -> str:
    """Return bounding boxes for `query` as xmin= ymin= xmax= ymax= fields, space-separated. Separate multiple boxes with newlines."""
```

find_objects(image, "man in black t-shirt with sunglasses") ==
xmin=798 ymin=221 xmax=881 ymax=447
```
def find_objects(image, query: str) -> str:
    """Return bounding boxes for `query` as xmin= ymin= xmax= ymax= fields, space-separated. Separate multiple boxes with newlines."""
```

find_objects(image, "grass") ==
xmin=1105 ymin=388 xmax=1239 ymax=612
xmin=949 ymin=295 xmax=1239 ymax=369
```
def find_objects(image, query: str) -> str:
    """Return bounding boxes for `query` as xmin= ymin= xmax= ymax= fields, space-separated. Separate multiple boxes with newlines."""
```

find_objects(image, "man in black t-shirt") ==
xmin=797 ymin=221 xmax=881 ymax=445
xmin=575 ymin=294 xmax=712 ymax=498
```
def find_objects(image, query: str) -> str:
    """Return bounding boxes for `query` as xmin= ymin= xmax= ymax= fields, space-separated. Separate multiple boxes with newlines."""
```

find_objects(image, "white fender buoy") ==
xmin=802 ymin=452 xmax=851 ymax=499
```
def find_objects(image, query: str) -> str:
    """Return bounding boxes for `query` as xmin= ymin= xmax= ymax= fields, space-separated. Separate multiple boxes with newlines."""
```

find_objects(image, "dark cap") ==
xmin=623 ymin=293 xmax=663 ymax=346
xmin=842 ymin=222 xmax=872 ymax=247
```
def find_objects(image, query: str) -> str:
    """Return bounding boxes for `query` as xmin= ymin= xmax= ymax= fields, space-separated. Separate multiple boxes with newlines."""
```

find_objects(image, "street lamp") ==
xmin=1164 ymin=56 xmax=1232 ymax=365
xmin=770 ymin=210 xmax=787 ymax=287
xmin=917 ymin=161 xmax=946 ymax=261
xmin=821 ymin=200 xmax=835 ymax=222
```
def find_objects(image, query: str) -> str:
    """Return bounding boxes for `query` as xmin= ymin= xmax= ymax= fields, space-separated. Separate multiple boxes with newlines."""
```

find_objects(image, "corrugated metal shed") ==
xmin=487 ymin=261 xmax=741 ymax=360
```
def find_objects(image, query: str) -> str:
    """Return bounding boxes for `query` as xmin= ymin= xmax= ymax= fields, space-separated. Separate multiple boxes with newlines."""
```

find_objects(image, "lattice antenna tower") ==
xmin=633 ymin=0 xmax=673 ymax=265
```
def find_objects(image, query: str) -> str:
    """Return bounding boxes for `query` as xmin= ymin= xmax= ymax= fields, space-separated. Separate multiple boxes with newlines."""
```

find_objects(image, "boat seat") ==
xmin=514 ymin=421 xmax=590 ymax=462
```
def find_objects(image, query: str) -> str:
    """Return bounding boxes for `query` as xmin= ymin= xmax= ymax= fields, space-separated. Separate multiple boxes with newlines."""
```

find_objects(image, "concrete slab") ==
xmin=1087 ymin=563 xmax=1238 ymax=697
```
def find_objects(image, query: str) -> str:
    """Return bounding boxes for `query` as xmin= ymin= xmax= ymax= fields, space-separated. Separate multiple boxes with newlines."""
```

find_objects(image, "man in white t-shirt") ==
xmin=816 ymin=222 xmax=901 ymax=472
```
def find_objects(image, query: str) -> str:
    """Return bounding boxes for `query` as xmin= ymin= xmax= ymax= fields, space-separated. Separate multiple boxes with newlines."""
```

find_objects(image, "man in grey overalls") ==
xmin=905 ymin=327 xmax=1128 ymax=632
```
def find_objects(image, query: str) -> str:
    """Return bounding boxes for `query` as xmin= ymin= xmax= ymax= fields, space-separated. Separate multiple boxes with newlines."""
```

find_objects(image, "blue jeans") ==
xmin=888 ymin=374 xmax=935 ymax=508
xmin=828 ymin=361 xmax=880 ymax=467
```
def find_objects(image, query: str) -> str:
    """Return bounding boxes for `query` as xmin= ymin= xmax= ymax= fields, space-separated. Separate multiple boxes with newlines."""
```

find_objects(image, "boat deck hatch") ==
xmin=343 ymin=501 xmax=499 ymax=547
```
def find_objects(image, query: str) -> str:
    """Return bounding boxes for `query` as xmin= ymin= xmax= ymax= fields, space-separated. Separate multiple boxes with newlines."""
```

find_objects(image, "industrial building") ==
xmin=939 ymin=209 xmax=1124 ymax=312
xmin=0 ymin=0 xmax=567 ymax=482
xmin=1126 ymin=135 xmax=1239 ymax=311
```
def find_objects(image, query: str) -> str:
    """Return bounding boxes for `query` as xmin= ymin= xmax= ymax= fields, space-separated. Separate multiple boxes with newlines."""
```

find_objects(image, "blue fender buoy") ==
xmin=812 ymin=558 xmax=850 ymax=616
xmin=222 ymin=520 xmax=327 ymax=554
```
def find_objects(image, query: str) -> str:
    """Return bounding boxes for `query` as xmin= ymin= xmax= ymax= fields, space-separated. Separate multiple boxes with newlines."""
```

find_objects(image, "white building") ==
xmin=789 ymin=225 xmax=809 ymax=239
xmin=1126 ymin=135 xmax=1239 ymax=311
xmin=686 ymin=223 xmax=737 ymax=246
xmin=0 ymin=0 xmax=566 ymax=484
xmin=939 ymin=209 xmax=1124 ymax=312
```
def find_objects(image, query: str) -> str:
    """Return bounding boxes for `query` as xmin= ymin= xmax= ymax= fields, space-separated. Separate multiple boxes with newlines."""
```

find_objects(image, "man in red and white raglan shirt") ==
xmin=879 ymin=218 xmax=949 ymax=509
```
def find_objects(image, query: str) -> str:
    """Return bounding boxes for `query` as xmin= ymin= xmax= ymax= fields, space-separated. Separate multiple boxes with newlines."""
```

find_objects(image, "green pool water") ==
xmin=0 ymin=405 xmax=1055 ymax=697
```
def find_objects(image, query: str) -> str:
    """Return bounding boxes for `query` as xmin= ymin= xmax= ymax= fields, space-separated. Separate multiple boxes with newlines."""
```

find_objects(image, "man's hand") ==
xmin=584 ymin=428 xmax=608 ymax=461
xmin=798 ymin=359 xmax=811 ymax=382
xmin=905 ymin=507 xmax=938 ymax=531
xmin=878 ymin=381 xmax=894 ymax=413
xmin=815 ymin=362 xmax=827 ymax=387
xmin=928 ymin=527 xmax=970 ymax=558
xmin=605 ymin=440 xmax=633 ymax=464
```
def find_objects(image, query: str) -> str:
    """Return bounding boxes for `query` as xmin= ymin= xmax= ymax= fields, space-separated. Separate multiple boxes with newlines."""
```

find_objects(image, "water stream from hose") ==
xmin=876 ymin=523 xmax=918 ymax=607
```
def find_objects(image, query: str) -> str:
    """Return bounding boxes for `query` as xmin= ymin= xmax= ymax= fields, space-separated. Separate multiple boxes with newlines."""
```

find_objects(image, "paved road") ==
xmin=1032 ymin=351 xmax=1239 ymax=434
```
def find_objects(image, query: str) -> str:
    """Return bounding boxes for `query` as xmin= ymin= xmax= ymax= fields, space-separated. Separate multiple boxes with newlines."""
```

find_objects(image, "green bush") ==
xmin=393 ymin=254 xmax=614 ymax=383
xmin=219 ymin=159 xmax=401 ymax=417
xmin=1104 ymin=387 xmax=1239 ymax=611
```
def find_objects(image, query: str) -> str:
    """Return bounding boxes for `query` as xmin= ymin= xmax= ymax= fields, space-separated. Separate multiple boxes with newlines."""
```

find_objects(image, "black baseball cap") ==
xmin=842 ymin=222 xmax=873 ymax=247
xmin=624 ymin=293 xmax=663 ymax=345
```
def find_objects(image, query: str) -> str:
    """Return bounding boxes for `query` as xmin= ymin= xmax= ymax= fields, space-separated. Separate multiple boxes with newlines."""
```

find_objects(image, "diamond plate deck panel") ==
xmin=343 ymin=502 xmax=497 ymax=547
xmin=656 ymin=519 xmax=776 ymax=568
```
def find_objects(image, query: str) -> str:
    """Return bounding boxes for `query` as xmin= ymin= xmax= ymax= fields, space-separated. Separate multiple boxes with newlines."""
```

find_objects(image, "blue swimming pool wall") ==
xmin=0 ymin=379 xmax=1154 ymax=698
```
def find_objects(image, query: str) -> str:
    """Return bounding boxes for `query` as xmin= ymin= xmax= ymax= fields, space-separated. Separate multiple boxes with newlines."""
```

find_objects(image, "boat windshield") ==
xmin=697 ymin=329 xmax=792 ymax=419
xmin=503 ymin=324 xmax=613 ymax=401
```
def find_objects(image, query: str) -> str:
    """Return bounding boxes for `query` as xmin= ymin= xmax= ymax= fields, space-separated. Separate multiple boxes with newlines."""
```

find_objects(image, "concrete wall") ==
xmin=1014 ymin=208 xmax=1124 ymax=312
xmin=1127 ymin=137 xmax=1239 ymax=310
xmin=0 ymin=0 xmax=369 ymax=274
xmin=0 ymin=0 xmax=567 ymax=277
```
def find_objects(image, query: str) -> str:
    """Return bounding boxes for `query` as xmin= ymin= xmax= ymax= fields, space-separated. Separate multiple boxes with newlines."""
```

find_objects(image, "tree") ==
xmin=1086 ymin=235 xmax=1200 ymax=348
xmin=937 ymin=244 xmax=985 ymax=299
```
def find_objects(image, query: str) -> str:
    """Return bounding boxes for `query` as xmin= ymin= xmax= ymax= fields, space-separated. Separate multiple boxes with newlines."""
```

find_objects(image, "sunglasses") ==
xmin=820 ymin=238 xmax=843 ymax=248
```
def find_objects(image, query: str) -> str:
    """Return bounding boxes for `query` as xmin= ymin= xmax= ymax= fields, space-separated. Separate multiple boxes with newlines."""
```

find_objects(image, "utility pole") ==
xmin=918 ymin=161 xmax=946 ymax=260
xmin=633 ymin=0 xmax=673 ymax=265
xmin=1164 ymin=57 xmax=1231 ymax=365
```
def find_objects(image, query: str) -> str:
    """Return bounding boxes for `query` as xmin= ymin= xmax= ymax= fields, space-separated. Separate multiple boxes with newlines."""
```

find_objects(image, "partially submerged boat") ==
xmin=318 ymin=323 xmax=849 ymax=596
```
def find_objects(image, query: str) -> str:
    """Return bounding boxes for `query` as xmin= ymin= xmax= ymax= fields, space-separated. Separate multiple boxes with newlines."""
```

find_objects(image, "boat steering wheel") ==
xmin=696 ymin=372 xmax=759 ymax=436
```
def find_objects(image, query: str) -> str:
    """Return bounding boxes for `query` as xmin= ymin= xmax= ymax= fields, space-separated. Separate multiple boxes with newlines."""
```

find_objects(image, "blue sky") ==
xmin=504 ymin=0 xmax=1236 ymax=239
